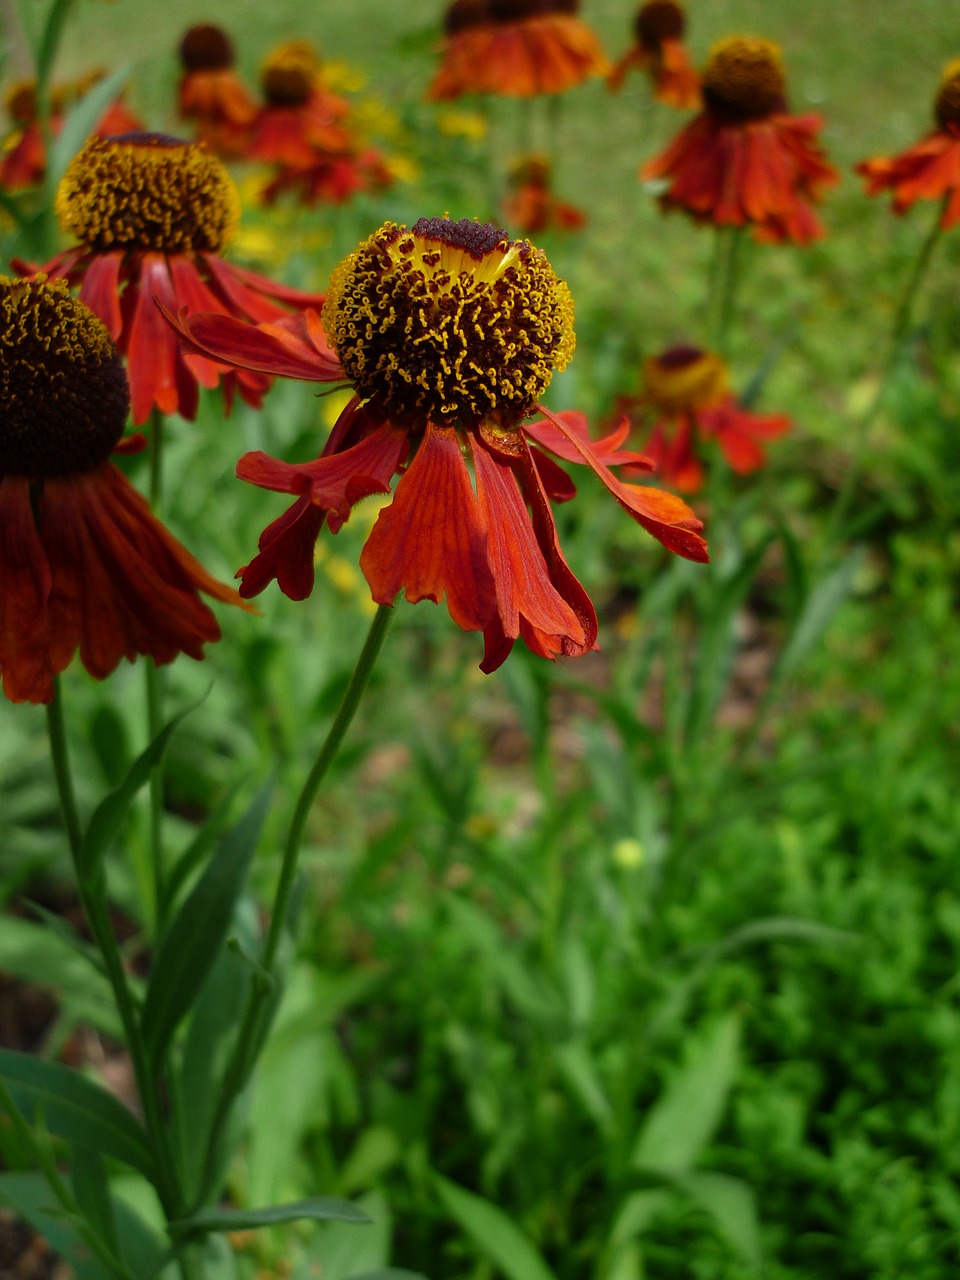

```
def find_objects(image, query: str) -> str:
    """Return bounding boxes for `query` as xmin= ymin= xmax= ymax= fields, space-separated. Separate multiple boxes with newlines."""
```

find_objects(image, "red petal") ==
xmin=126 ymin=254 xmax=181 ymax=422
xmin=360 ymin=424 xmax=497 ymax=632
xmin=158 ymin=303 xmax=341 ymax=381
xmin=78 ymin=251 xmax=124 ymax=340
xmin=0 ymin=477 xmax=54 ymax=703
xmin=237 ymin=496 xmax=327 ymax=600
xmin=524 ymin=410 xmax=654 ymax=469
xmin=536 ymin=404 xmax=709 ymax=563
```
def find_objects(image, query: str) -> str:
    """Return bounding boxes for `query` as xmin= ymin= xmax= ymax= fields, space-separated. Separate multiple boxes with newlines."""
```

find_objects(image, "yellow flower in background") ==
xmin=436 ymin=108 xmax=489 ymax=141
xmin=612 ymin=838 xmax=645 ymax=869
xmin=322 ymin=59 xmax=368 ymax=93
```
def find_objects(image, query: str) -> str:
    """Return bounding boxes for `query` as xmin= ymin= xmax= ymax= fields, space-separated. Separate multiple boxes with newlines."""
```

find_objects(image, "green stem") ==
xmin=711 ymin=225 xmax=745 ymax=358
xmin=145 ymin=409 xmax=166 ymax=931
xmin=45 ymin=681 xmax=183 ymax=1219
xmin=825 ymin=197 xmax=946 ymax=546
xmin=194 ymin=602 xmax=396 ymax=1206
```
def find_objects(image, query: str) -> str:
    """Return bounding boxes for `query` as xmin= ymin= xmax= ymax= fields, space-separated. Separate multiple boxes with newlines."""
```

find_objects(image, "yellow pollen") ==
xmin=55 ymin=133 xmax=240 ymax=254
xmin=0 ymin=275 xmax=129 ymax=476
xmin=701 ymin=36 xmax=786 ymax=124
xmin=643 ymin=347 xmax=728 ymax=416
xmin=935 ymin=58 xmax=960 ymax=129
xmin=322 ymin=218 xmax=575 ymax=431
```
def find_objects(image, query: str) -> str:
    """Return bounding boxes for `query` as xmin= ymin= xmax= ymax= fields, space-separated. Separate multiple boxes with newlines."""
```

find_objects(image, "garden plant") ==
xmin=1 ymin=2 xmax=959 ymax=1279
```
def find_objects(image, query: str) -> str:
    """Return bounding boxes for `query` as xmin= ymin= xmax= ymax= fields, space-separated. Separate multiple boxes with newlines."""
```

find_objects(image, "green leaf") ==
xmin=435 ymin=1174 xmax=559 ymax=1280
xmin=47 ymin=64 xmax=131 ymax=191
xmin=170 ymin=1197 xmax=371 ymax=1239
xmin=553 ymin=1040 xmax=614 ymax=1135
xmin=0 ymin=1169 xmax=111 ymax=1280
xmin=777 ymin=548 xmax=866 ymax=679
xmin=673 ymin=1171 xmax=762 ymax=1267
xmin=79 ymin=698 xmax=202 ymax=883
xmin=71 ymin=1145 xmax=118 ymax=1254
xmin=631 ymin=1014 xmax=740 ymax=1177
xmin=159 ymin=778 xmax=248 ymax=919
xmin=0 ymin=1050 xmax=155 ymax=1180
xmin=141 ymin=784 xmax=271 ymax=1069
xmin=347 ymin=1272 xmax=428 ymax=1280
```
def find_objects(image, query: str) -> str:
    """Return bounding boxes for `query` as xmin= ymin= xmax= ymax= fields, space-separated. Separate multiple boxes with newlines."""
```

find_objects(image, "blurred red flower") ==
xmin=177 ymin=24 xmax=257 ymax=157
xmin=642 ymin=36 xmax=838 ymax=243
xmin=608 ymin=1 xmax=700 ymax=110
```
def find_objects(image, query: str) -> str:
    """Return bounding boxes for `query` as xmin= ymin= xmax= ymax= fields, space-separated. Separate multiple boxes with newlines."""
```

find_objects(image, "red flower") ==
xmin=0 ymin=276 xmax=248 ymax=704
xmin=617 ymin=345 xmax=790 ymax=493
xmin=608 ymin=1 xmax=700 ymax=110
xmin=247 ymin=40 xmax=353 ymax=169
xmin=428 ymin=0 xmax=609 ymax=101
xmin=856 ymin=57 xmax=960 ymax=230
xmin=177 ymin=24 xmax=257 ymax=158
xmin=20 ymin=133 xmax=324 ymax=424
xmin=164 ymin=218 xmax=707 ymax=671
xmin=502 ymin=155 xmax=586 ymax=233
xmin=642 ymin=36 xmax=838 ymax=244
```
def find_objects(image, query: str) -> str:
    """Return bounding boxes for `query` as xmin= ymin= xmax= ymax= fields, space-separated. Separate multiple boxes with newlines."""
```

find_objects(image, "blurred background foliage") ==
xmin=2 ymin=1 xmax=960 ymax=1277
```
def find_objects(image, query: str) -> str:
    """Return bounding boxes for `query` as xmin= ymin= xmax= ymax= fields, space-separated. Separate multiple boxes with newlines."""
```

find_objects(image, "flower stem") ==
xmin=145 ymin=409 xmax=166 ymax=930
xmin=825 ymin=196 xmax=946 ymax=546
xmin=711 ymin=225 xmax=745 ymax=358
xmin=194 ymin=601 xmax=395 ymax=1206
xmin=45 ymin=680 xmax=183 ymax=1219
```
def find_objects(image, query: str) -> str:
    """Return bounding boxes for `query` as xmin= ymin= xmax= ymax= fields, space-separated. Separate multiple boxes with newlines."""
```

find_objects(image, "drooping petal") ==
xmin=524 ymin=410 xmax=655 ymax=470
xmin=535 ymin=404 xmax=709 ymax=562
xmin=159 ymin=303 xmax=342 ymax=381
xmin=77 ymin=251 xmax=125 ymax=341
xmin=360 ymin=424 xmax=497 ymax=633
xmin=0 ymin=477 xmax=55 ymax=703
xmin=125 ymin=252 xmax=184 ymax=422
xmin=237 ymin=496 xmax=328 ymax=600
xmin=473 ymin=435 xmax=586 ymax=649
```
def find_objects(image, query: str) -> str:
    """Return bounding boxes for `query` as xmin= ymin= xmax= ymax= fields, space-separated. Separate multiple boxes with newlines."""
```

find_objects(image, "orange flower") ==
xmin=608 ymin=1 xmax=700 ymax=110
xmin=261 ymin=146 xmax=393 ymax=207
xmin=429 ymin=0 xmax=609 ymax=101
xmin=502 ymin=155 xmax=586 ymax=233
xmin=247 ymin=40 xmax=353 ymax=169
xmin=20 ymin=133 xmax=324 ymax=424
xmin=642 ymin=36 xmax=839 ymax=243
xmin=856 ymin=57 xmax=960 ymax=229
xmin=164 ymin=218 xmax=707 ymax=670
xmin=177 ymin=24 xmax=257 ymax=157
xmin=0 ymin=276 xmax=247 ymax=704
xmin=617 ymin=345 xmax=790 ymax=492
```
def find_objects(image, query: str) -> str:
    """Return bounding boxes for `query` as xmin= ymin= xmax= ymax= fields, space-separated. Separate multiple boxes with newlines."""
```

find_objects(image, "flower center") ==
xmin=261 ymin=41 xmax=319 ymax=106
xmin=6 ymin=81 xmax=37 ymax=125
xmin=322 ymin=217 xmax=575 ymax=431
xmin=0 ymin=276 xmax=129 ymax=477
xmin=489 ymin=0 xmax=574 ymax=21
xmin=55 ymin=132 xmax=240 ymax=254
xmin=935 ymin=58 xmax=960 ymax=129
xmin=635 ymin=1 xmax=685 ymax=51
xmin=179 ymin=24 xmax=236 ymax=72
xmin=642 ymin=346 xmax=728 ymax=416
xmin=445 ymin=0 xmax=492 ymax=35
xmin=701 ymin=36 xmax=786 ymax=124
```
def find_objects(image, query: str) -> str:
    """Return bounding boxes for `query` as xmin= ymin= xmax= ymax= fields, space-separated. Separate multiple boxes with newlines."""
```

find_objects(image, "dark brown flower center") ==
xmin=445 ymin=0 xmax=492 ymax=34
xmin=935 ymin=58 xmax=960 ymax=129
xmin=261 ymin=41 xmax=319 ymax=106
xmin=701 ymin=36 xmax=786 ymax=124
xmin=0 ymin=276 xmax=128 ymax=477
xmin=180 ymin=24 xmax=235 ymax=72
xmin=55 ymin=132 xmax=239 ymax=254
xmin=635 ymin=1 xmax=685 ymax=51
xmin=489 ymin=0 xmax=573 ymax=21
xmin=322 ymin=217 xmax=575 ymax=430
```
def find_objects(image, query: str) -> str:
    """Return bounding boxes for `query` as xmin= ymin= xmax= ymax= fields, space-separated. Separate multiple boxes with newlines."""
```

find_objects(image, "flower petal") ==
xmin=158 ymin=303 xmax=342 ymax=381
xmin=360 ymin=423 xmax=497 ymax=632
xmin=536 ymin=404 xmax=709 ymax=562
xmin=0 ymin=477 xmax=55 ymax=703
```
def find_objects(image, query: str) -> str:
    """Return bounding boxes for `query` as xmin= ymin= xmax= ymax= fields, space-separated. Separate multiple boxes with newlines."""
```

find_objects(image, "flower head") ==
xmin=616 ymin=344 xmax=790 ymax=492
xmin=642 ymin=34 xmax=838 ymax=243
xmin=608 ymin=1 xmax=700 ymax=109
xmin=164 ymin=217 xmax=707 ymax=671
xmin=429 ymin=0 xmax=608 ymax=100
xmin=856 ymin=57 xmax=960 ymax=230
xmin=177 ymin=24 xmax=257 ymax=157
xmin=0 ymin=276 xmax=246 ymax=703
xmin=21 ymin=132 xmax=325 ymax=423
